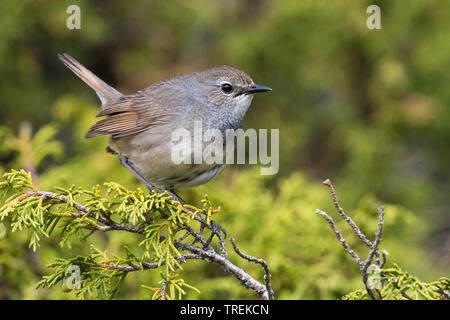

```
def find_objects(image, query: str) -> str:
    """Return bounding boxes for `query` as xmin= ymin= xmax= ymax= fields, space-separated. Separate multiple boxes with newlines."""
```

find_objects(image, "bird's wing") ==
xmin=58 ymin=53 xmax=187 ymax=139
xmin=85 ymin=91 xmax=178 ymax=139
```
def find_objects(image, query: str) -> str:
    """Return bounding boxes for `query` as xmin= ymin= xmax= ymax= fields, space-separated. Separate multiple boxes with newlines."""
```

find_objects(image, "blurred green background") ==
xmin=0 ymin=0 xmax=449 ymax=299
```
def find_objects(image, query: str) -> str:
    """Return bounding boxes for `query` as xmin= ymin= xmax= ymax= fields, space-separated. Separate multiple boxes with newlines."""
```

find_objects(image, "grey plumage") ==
xmin=59 ymin=53 xmax=270 ymax=189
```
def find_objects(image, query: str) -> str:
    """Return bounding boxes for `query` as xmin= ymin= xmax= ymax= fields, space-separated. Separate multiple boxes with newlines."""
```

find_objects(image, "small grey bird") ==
xmin=58 ymin=53 xmax=271 ymax=203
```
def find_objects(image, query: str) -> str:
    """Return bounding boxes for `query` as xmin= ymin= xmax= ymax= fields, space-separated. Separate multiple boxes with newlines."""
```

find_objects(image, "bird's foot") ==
xmin=119 ymin=155 xmax=186 ymax=204
xmin=203 ymin=219 xmax=227 ymax=248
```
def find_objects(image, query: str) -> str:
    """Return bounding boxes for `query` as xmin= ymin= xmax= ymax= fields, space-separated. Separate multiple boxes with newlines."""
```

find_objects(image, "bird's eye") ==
xmin=221 ymin=83 xmax=233 ymax=94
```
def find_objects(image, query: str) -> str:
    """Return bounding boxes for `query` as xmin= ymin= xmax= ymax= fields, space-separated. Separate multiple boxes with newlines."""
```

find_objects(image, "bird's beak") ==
xmin=246 ymin=84 xmax=272 ymax=94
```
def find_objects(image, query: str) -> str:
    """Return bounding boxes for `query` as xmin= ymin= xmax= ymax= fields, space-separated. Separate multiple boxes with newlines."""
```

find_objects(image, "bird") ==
xmin=58 ymin=53 xmax=271 ymax=204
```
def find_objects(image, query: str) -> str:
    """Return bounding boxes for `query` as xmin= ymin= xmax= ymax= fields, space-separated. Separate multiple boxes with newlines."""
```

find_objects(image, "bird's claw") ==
xmin=191 ymin=219 xmax=226 ymax=248
xmin=204 ymin=219 xmax=226 ymax=248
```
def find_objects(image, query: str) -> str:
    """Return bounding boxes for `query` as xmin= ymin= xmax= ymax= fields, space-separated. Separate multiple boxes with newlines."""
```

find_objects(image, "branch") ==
xmin=315 ymin=209 xmax=363 ymax=266
xmin=99 ymin=253 xmax=202 ymax=272
xmin=176 ymin=242 xmax=271 ymax=300
xmin=316 ymin=178 xmax=386 ymax=300
xmin=322 ymin=179 xmax=381 ymax=265
xmin=13 ymin=191 xmax=144 ymax=234
xmin=363 ymin=206 xmax=384 ymax=271
xmin=230 ymin=237 xmax=274 ymax=300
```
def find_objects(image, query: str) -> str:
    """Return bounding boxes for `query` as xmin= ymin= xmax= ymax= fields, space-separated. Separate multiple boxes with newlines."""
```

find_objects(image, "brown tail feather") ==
xmin=58 ymin=53 xmax=123 ymax=106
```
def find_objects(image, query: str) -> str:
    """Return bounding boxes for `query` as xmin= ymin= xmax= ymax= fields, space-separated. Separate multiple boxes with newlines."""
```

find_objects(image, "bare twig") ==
xmin=363 ymin=206 xmax=384 ymax=271
xmin=315 ymin=209 xmax=363 ymax=266
xmin=230 ymin=237 xmax=274 ymax=300
xmin=322 ymin=179 xmax=381 ymax=264
xmin=18 ymin=191 xmax=144 ymax=234
xmin=99 ymin=253 xmax=202 ymax=272
xmin=176 ymin=242 xmax=271 ymax=300
xmin=317 ymin=179 xmax=387 ymax=300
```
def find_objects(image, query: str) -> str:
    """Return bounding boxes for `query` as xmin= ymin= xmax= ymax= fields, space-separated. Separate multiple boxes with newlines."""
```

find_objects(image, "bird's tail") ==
xmin=58 ymin=53 xmax=123 ymax=106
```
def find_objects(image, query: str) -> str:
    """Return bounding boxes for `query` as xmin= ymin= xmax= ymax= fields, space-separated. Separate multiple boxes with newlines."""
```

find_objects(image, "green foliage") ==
xmin=344 ymin=264 xmax=450 ymax=300
xmin=1 ymin=168 xmax=448 ymax=300
xmin=36 ymin=245 xmax=127 ymax=300
xmin=142 ymin=274 xmax=201 ymax=300
xmin=0 ymin=124 xmax=62 ymax=175
xmin=0 ymin=169 xmax=205 ymax=299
